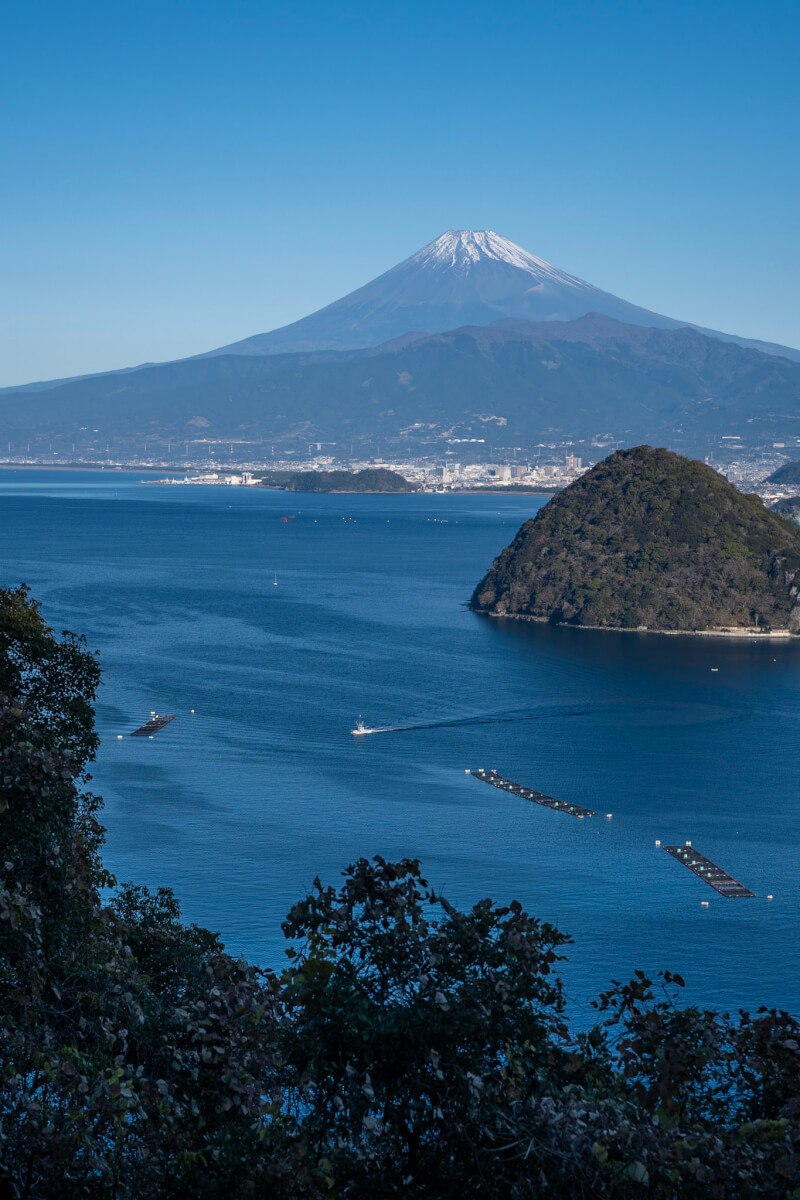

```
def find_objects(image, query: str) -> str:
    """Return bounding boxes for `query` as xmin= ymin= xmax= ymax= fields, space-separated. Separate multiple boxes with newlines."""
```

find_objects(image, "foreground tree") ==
xmin=279 ymin=865 xmax=800 ymax=1199
xmin=280 ymin=856 xmax=572 ymax=1194
xmin=0 ymin=587 xmax=281 ymax=1199
xmin=1 ymin=585 xmax=798 ymax=1198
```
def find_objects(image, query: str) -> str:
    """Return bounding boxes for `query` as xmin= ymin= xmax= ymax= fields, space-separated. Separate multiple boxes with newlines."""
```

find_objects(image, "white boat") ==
xmin=273 ymin=575 xmax=278 ymax=586
xmin=351 ymin=716 xmax=374 ymax=736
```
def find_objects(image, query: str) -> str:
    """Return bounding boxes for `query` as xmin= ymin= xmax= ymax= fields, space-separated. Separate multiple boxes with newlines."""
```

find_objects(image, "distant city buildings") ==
xmin=10 ymin=433 xmax=800 ymax=504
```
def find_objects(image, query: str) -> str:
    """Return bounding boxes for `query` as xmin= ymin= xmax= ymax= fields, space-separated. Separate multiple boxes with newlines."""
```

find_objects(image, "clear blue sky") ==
xmin=1 ymin=0 xmax=798 ymax=385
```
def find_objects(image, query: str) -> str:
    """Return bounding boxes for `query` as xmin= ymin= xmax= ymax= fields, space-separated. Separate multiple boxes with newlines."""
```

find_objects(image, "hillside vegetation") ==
xmin=284 ymin=467 xmax=416 ymax=492
xmin=766 ymin=460 xmax=800 ymax=486
xmin=257 ymin=467 xmax=416 ymax=492
xmin=472 ymin=446 xmax=800 ymax=632
xmin=773 ymin=496 xmax=800 ymax=522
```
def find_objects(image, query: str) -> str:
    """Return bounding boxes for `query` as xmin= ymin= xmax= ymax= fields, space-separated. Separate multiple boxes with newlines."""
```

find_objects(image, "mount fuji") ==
xmin=3 ymin=229 xmax=800 ymax=455
xmin=5 ymin=229 xmax=798 ymax=398
xmin=203 ymin=229 xmax=799 ymax=363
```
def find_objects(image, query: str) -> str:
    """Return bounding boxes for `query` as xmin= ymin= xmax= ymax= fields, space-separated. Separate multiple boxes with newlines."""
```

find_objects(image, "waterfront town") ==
xmin=4 ymin=424 xmax=800 ymax=501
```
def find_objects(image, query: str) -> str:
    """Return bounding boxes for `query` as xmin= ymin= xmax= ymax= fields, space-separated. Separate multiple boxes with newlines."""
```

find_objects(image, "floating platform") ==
xmin=662 ymin=844 xmax=755 ymax=897
xmin=470 ymin=768 xmax=595 ymax=818
xmin=130 ymin=714 xmax=176 ymax=737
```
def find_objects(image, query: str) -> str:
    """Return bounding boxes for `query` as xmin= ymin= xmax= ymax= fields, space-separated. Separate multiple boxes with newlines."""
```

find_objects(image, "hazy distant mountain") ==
xmin=4 ymin=314 xmax=800 ymax=453
xmin=3 ymin=229 xmax=797 ymax=403
xmin=202 ymin=230 xmax=800 ymax=363
xmin=766 ymin=461 xmax=800 ymax=486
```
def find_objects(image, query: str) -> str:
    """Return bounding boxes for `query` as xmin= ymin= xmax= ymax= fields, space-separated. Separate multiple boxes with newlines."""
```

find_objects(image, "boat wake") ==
xmin=351 ymin=704 xmax=593 ymax=737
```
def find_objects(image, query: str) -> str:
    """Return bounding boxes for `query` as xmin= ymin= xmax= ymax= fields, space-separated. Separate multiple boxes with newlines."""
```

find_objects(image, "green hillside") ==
xmin=284 ymin=467 xmax=416 ymax=492
xmin=471 ymin=446 xmax=800 ymax=632
xmin=766 ymin=460 xmax=800 ymax=486
xmin=772 ymin=496 xmax=800 ymax=521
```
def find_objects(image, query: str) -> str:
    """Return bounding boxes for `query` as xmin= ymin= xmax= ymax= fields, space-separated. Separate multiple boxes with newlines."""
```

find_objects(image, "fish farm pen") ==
xmin=130 ymin=714 xmax=176 ymax=737
xmin=470 ymin=768 xmax=595 ymax=818
xmin=662 ymin=844 xmax=755 ymax=897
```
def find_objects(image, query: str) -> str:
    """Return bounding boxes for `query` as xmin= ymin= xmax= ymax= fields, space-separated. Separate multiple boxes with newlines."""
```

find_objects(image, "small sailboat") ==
xmin=273 ymin=574 xmax=278 ymax=586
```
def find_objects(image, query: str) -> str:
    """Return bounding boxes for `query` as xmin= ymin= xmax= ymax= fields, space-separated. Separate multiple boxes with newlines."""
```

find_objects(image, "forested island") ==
xmin=260 ymin=467 xmax=417 ymax=493
xmin=472 ymin=445 xmax=800 ymax=633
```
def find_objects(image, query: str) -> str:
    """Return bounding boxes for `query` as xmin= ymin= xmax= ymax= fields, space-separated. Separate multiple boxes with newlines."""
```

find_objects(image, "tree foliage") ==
xmin=1 ymin=587 xmax=799 ymax=1197
xmin=773 ymin=496 xmax=800 ymax=522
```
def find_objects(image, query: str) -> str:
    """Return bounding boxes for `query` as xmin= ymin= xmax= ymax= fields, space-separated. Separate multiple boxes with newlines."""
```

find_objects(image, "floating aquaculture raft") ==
xmin=130 ymin=714 xmax=176 ymax=737
xmin=662 ymin=845 xmax=755 ymax=897
xmin=470 ymin=768 xmax=595 ymax=818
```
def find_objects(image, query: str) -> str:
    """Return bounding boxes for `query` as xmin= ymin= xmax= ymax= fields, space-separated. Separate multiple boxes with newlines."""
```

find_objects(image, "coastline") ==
xmin=281 ymin=488 xmax=418 ymax=495
xmin=0 ymin=463 xmax=164 ymax=474
xmin=0 ymin=466 xmax=559 ymax=494
xmin=474 ymin=609 xmax=796 ymax=639
xmin=448 ymin=487 xmax=560 ymax=495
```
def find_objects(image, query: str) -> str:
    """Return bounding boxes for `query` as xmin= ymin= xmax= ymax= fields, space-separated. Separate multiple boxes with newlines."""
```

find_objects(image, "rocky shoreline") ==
xmin=475 ymin=610 xmax=796 ymax=638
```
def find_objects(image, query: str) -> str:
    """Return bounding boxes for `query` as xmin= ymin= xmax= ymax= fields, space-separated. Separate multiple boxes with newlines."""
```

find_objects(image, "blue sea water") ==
xmin=1 ymin=468 xmax=798 ymax=1020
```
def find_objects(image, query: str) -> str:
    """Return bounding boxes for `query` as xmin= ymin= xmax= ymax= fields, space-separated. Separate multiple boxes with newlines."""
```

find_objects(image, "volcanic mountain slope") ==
xmin=3 ymin=315 xmax=799 ymax=451
xmin=471 ymin=446 xmax=800 ymax=633
xmin=4 ymin=230 xmax=798 ymax=401
xmin=203 ymin=230 xmax=800 ymax=362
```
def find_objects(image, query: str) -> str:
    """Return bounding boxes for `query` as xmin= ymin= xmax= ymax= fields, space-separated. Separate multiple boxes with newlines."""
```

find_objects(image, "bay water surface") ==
xmin=1 ymin=469 xmax=798 ymax=1020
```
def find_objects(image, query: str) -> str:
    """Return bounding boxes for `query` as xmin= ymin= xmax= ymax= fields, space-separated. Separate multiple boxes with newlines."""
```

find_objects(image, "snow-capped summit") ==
xmin=201 ymin=229 xmax=799 ymax=362
xmin=410 ymin=229 xmax=584 ymax=286
xmin=204 ymin=226 xmax=665 ymax=359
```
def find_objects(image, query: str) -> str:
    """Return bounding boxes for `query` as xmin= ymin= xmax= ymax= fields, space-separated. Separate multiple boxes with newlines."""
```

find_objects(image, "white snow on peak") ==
xmin=410 ymin=230 xmax=587 ymax=289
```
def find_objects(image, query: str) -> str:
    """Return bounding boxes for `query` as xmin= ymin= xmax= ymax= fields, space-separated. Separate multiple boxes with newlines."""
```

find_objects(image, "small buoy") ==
xmin=150 ymin=711 xmax=156 ymax=716
xmin=685 ymin=840 xmax=692 ymax=846
xmin=767 ymin=894 xmax=774 ymax=901
xmin=701 ymin=901 xmax=709 ymax=908
xmin=117 ymin=735 xmax=123 ymax=740
xmin=190 ymin=709 xmax=195 ymax=714
xmin=655 ymin=839 xmax=661 ymax=847
xmin=605 ymin=813 xmax=612 ymax=819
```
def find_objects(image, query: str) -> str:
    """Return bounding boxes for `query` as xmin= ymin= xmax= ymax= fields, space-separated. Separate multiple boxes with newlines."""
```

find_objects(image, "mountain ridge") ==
xmin=3 ymin=229 xmax=798 ymax=399
xmin=766 ymin=461 xmax=800 ymax=486
xmin=3 ymin=314 xmax=800 ymax=452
